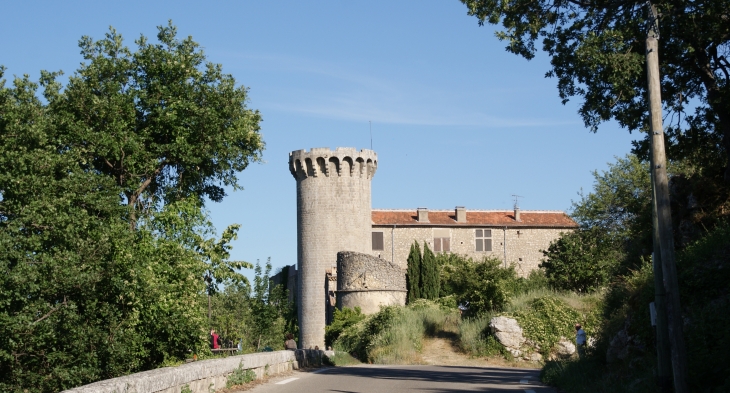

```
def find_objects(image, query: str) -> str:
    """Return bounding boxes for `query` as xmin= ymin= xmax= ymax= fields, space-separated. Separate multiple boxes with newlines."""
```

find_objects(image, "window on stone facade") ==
xmin=372 ymin=232 xmax=384 ymax=251
xmin=433 ymin=229 xmax=450 ymax=253
xmin=475 ymin=229 xmax=492 ymax=252
xmin=433 ymin=237 xmax=450 ymax=252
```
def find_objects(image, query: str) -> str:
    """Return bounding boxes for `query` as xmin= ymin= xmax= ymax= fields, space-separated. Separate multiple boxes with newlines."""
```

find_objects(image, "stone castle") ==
xmin=286 ymin=147 xmax=577 ymax=349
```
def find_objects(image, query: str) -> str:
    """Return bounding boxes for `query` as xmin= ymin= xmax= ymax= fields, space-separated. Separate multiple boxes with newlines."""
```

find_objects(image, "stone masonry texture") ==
xmin=336 ymin=251 xmax=406 ymax=314
xmin=59 ymin=350 xmax=327 ymax=393
xmin=289 ymin=147 xmax=377 ymax=349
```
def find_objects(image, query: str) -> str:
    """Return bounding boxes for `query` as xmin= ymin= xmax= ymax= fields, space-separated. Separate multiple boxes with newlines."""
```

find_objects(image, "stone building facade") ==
xmin=370 ymin=207 xmax=577 ymax=277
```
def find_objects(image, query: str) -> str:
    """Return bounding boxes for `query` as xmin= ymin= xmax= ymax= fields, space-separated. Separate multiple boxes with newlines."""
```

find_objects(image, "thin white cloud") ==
xmin=219 ymin=51 xmax=581 ymax=127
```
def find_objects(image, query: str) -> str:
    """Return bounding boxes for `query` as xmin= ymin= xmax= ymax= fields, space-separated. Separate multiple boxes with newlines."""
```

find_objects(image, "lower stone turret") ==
xmin=336 ymin=251 xmax=406 ymax=314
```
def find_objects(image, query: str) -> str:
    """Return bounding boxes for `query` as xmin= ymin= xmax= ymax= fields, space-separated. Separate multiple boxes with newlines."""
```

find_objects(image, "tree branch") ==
xmin=132 ymin=163 xmax=166 ymax=201
xmin=32 ymin=296 xmax=67 ymax=324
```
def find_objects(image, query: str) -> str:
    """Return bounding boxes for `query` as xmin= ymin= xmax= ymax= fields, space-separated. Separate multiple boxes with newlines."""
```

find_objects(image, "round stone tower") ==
xmin=289 ymin=147 xmax=377 ymax=349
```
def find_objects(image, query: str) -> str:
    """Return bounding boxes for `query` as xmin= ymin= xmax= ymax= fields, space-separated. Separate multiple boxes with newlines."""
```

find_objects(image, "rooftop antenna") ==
xmin=511 ymin=194 xmax=523 ymax=209
xmin=369 ymin=121 xmax=372 ymax=150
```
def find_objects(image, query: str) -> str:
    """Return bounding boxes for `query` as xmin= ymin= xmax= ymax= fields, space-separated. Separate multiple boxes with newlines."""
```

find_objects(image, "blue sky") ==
xmin=1 ymin=1 xmax=640 ymax=280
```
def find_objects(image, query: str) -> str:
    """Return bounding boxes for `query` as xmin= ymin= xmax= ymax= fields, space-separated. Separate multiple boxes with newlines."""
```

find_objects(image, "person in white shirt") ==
xmin=575 ymin=323 xmax=587 ymax=358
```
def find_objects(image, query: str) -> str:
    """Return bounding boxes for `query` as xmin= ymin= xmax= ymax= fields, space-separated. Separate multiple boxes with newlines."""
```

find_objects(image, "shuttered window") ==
xmin=434 ymin=237 xmax=450 ymax=252
xmin=475 ymin=229 xmax=492 ymax=252
xmin=372 ymin=232 xmax=384 ymax=251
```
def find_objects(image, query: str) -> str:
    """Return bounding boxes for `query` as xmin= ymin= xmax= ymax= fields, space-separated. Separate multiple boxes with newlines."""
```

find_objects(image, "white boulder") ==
xmin=555 ymin=337 xmax=576 ymax=357
xmin=489 ymin=316 xmax=526 ymax=349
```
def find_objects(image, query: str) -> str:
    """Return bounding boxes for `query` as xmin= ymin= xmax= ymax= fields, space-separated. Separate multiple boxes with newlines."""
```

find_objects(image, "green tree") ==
xmin=439 ymin=255 xmax=519 ymax=314
xmin=571 ymin=154 xmax=653 ymax=271
xmin=48 ymin=22 xmax=264 ymax=228
xmin=406 ymin=242 xmax=422 ymax=303
xmin=0 ymin=71 xmax=139 ymax=392
xmin=420 ymin=242 xmax=439 ymax=300
xmin=0 ymin=22 xmax=263 ymax=392
xmin=248 ymin=258 xmax=293 ymax=350
xmin=209 ymin=282 xmax=252 ymax=352
xmin=539 ymin=228 xmax=621 ymax=292
xmin=460 ymin=0 xmax=730 ymax=181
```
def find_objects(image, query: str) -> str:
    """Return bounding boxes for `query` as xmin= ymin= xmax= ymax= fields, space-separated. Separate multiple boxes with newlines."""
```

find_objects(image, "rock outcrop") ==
xmin=555 ymin=337 xmax=576 ymax=357
xmin=489 ymin=316 xmax=526 ymax=357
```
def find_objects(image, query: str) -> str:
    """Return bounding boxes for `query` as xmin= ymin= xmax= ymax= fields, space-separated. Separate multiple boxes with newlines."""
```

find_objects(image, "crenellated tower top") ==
xmin=289 ymin=147 xmax=378 ymax=181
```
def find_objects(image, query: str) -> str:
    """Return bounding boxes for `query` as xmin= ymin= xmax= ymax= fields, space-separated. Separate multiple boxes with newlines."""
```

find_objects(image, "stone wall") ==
xmin=289 ymin=147 xmax=377 ymax=349
xmin=337 ymin=251 xmax=406 ymax=314
xmin=60 ymin=350 xmax=324 ymax=393
xmin=370 ymin=226 xmax=570 ymax=277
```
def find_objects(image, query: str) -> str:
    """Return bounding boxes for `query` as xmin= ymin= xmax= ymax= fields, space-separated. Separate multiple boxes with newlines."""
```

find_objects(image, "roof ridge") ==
xmin=371 ymin=209 xmax=569 ymax=213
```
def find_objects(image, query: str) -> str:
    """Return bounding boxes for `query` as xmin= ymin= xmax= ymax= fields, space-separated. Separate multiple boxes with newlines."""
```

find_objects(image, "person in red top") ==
xmin=210 ymin=329 xmax=220 ymax=349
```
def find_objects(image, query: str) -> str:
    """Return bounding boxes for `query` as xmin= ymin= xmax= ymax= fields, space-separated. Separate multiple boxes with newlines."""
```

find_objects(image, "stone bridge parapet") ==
xmin=60 ymin=350 xmax=324 ymax=393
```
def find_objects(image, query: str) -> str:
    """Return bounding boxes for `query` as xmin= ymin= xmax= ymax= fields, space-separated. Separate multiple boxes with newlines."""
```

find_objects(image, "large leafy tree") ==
xmin=572 ymin=154 xmax=653 ymax=264
xmin=1 ymin=22 xmax=262 ymax=393
xmin=539 ymin=154 xmax=650 ymax=292
xmin=49 ymin=22 xmax=264 ymax=228
xmin=461 ymin=0 xmax=730 ymax=181
xmin=540 ymin=228 xmax=622 ymax=292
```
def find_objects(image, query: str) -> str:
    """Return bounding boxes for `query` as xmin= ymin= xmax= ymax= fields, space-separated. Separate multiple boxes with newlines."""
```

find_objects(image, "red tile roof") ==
xmin=372 ymin=209 xmax=577 ymax=228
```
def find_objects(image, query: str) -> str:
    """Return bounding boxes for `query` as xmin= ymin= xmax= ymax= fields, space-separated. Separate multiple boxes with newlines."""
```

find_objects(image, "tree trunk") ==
xmin=127 ymin=192 xmax=137 ymax=231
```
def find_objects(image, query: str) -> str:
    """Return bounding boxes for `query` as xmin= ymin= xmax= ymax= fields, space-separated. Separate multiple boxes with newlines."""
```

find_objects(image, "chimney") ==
xmin=514 ymin=206 xmax=521 ymax=222
xmin=417 ymin=207 xmax=429 ymax=223
xmin=455 ymin=206 xmax=466 ymax=223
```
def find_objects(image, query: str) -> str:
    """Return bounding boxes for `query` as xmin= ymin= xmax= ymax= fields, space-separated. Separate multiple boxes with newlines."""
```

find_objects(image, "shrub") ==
xmin=439 ymin=255 xmax=519 ymax=314
xmin=324 ymin=351 xmax=361 ymax=366
xmin=511 ymin=296 xmax=583 ymax=355
xmin=459 ymin=315 xmax=503 ymax=357
xmin=676 ymin=222 xmax=730 ymax=391
xmin=325 ymin=307 xmax=365 ymax=347
xmin=511 ymin=269 xmax=551 ymax=296
xmin=226 ymin=363 xmax=256 ymax=388
xmin=333 ymin=302 xmax=458 ymax=364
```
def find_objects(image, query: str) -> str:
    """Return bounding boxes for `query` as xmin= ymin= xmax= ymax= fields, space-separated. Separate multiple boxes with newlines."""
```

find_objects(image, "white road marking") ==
xmin=520 ymin=379 xmax=529 ymax=384
xmin=312 ymin=368 xmax=332 ymax=374
xmin=275 ymin=378 xmax=299 ymax=385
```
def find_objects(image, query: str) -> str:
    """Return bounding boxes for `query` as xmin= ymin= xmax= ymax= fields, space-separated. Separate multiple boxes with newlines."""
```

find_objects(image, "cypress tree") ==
xmin=406 ymin=241 xmax=422 ymax=303
xmin=421 ymin=242 xmax=439 ymax=300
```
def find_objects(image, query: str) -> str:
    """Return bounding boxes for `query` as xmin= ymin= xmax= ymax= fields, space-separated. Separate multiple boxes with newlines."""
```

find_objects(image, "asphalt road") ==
xmin=246 ymin=365 xmax=556 ymax=393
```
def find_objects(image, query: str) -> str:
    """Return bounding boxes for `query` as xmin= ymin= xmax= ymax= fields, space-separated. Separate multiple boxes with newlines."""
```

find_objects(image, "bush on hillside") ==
xmin=333 ymin=301 xmax=458 ymax=364
xmin=511 ymin=296 xmax=599 ymax=356
xmin=677 ymin=222 xmax=730 ymax=391
xmin=325 ymin=307 xmax=365 ymax=347
xmin=459 ymin=315 xmax=504 ymax=357
xmin=541 ymin=224 xmax=730 ymax=392
xmin=439 ymin=255 xmax=520 ymax=314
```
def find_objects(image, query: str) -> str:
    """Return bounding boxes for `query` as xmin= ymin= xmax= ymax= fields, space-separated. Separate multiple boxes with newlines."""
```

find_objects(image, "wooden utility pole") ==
xmin=650 ymin=161 xmax=672 ymax=392
xmin=645 ymin=4 xmax=689 ymax=391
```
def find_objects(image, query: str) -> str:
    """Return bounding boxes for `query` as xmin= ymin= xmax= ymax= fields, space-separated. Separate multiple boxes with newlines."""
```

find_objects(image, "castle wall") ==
xmin=370 ymin=226 xmax=569 ymax=277
xmin=336 ymin=251 xmax=406 ymax=314
xmin=290 ymin=147 xmax=377 ymax=349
